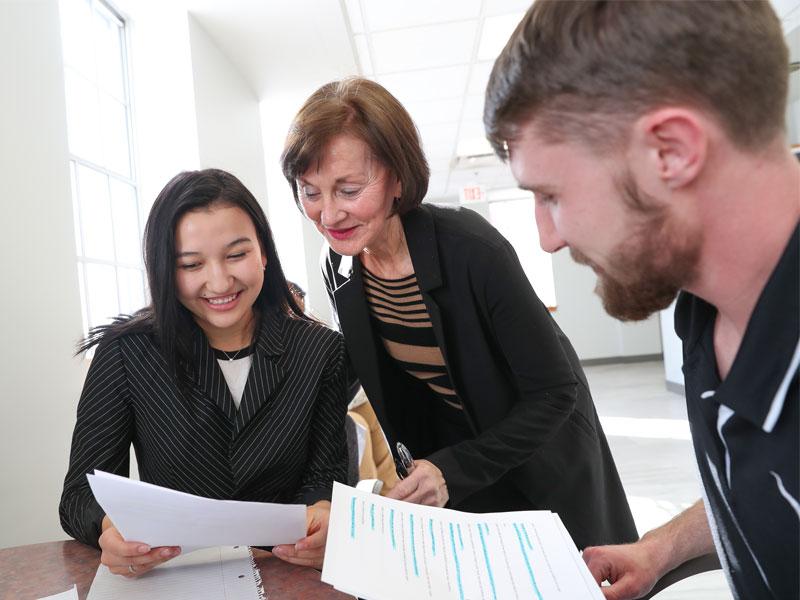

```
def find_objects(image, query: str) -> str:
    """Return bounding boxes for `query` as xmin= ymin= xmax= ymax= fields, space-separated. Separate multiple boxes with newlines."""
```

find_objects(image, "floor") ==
xmin=584 ymin=360 xmax=731 ymax=600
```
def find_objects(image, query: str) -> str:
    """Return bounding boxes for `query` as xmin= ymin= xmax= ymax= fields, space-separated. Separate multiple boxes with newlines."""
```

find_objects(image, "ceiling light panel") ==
xmin=377 ymin=65 xmax=469 ymax=105
xmin=461 ymin=94 xmax=485 ymax=121
xmin=362 ymin=0 xmax=482 ymax=31
xmin=478 ymin=12 xmax=524 ymax=61
xmin=371 ymin=20 xmax=478 ymax=73
xmin=483 ymin=0 xmax=534 ymax=17
xmin=467 ymin=61 xmax=494 ymax=95
xmin=404 ymin=97 xmax=463 ymax=126
xmin=457 ymin=118 xmax=488 ymax=142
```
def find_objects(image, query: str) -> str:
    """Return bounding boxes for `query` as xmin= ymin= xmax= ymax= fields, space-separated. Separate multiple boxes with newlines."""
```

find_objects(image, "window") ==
xmin=59 ymin=0 xmax=146 ymax=335
xmin=487 ymin=191 xmax=557 ymax=309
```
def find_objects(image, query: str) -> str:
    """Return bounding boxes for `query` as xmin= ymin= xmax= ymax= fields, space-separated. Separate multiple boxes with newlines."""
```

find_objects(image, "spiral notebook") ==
xmin=87 ymin=546 xmax=265 ymax=600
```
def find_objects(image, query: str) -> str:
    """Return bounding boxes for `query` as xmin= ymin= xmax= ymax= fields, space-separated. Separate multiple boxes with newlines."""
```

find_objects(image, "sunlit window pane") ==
xmin=93 ymin=8 xmax=124 ymax=99
xmin=118 ymin=267 xmax=146 ymax=315
xmin=84 ymin=262 xmax=119 ymax=328
xmin=76 ymin=164 xmax=114 ymax=261
xmin=61 ymin=0 xmax=143 ymax=338
xmin=100 ymin=93 xmax=130 ymax=176
xmin=489 ymin=198 xmax=557 ymax=308
xmin=64 ymin=68 xmax=101 ymax=162
xmin=58 ymin=0 xmax=94 ymax=78
xmin=110 ymin=179 xmax=141 ymax=265
xmin=69 ymin=162 xmax=82 ymax=256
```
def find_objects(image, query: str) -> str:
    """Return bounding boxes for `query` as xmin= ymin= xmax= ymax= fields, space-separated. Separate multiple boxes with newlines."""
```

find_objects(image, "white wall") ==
xmin=550 ymin=252 xmax=662 ymax=361
xmin=0 ymin=0 xmax=206 ymax=549
xmin=118 ymin=0 xmax=201 ymax=213
xmin=188 ymin=15 xmax=268 ymax=205
xmin=0 ymin=0 xmax=86 ymax=549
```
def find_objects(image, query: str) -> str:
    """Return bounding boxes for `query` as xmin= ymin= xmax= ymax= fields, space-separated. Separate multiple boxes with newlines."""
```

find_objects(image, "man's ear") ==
xmin=630 ymin=108 xmax=708 ymax=191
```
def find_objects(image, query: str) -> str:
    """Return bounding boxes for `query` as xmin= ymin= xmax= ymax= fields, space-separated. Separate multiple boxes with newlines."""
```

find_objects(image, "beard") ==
xmin=570 ymin=176 xmax=702 ymax=322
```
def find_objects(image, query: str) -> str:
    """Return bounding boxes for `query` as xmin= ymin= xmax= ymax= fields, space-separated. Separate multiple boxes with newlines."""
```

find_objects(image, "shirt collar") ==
xmin=687 ymin=223 xmax=799 ymax=431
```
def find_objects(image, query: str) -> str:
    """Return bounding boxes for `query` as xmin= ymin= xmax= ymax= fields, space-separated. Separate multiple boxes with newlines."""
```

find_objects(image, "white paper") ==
xmin=87 ymin=545 xmax=264 ymax=600
xmin=38 ymin=585 xmax=78 ymax=600
xmin=87 ymin=470 xmax=306 ymax=551
xmin=322 ymin=482 xmax=604 ymax=600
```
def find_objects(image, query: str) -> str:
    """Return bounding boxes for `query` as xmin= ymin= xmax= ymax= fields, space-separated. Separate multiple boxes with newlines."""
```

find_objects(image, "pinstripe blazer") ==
xmin=60 ymin=308 xmax=348 ymax=548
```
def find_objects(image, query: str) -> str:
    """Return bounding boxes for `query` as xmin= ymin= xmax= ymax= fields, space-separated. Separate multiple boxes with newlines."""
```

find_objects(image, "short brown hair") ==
xmin=281 ymin=78 xmax=429 ymax=215
xmin=485 ymin=0 xmax=789 ymax=158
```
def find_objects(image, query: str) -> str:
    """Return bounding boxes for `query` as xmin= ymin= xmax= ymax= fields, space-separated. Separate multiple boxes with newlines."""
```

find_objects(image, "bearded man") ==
xmin=485 ymin=2 xmax=799 ymax=599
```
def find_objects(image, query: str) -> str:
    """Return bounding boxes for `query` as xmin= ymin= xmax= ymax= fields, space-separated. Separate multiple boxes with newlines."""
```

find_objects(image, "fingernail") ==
xmin=137 ymin=545 xmax=150 ymax=554
xmin=160 ymin=548 xmax=172 ymax=557
xmin=272 ymin=546 xmax=284 ymax=555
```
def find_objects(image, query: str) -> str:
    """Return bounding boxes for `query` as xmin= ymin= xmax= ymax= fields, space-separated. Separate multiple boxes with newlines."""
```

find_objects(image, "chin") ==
xmin=326 ymin=237 xmax=364 ymax=257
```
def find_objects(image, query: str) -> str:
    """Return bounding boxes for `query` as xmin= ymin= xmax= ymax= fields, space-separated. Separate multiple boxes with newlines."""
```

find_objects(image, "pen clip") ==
xmin=395 ymin=442 xmax=415 ymax=480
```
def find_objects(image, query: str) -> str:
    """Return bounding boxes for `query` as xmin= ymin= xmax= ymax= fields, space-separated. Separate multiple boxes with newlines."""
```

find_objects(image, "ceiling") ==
xmin=184 ymin=0 xmax=800 ymax=203
xmin=185 ymin=0 xmax=531 ymax=203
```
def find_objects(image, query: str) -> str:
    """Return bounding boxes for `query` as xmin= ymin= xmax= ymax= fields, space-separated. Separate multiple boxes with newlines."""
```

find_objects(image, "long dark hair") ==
xmin=78 ymin=169 xmax=306 ymax=380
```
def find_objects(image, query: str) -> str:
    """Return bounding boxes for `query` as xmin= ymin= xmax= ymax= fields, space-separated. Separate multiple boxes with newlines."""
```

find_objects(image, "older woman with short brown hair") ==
xmin=281 ymin=77 xmax=637 ymax=549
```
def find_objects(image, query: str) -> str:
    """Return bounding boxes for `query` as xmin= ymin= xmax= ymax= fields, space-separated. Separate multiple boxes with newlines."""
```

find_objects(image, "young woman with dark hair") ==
xmin=60 ymin=168 xmax=347 ymax=576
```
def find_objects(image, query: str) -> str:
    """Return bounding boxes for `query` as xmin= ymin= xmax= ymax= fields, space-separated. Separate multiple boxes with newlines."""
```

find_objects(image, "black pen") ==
xmin=395 ymin=442 xmax=415 ymax=479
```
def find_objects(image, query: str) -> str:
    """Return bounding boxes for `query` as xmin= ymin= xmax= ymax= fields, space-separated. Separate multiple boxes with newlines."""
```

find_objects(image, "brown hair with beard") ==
xmin=484 ymin=0 xmax=789 ymax=158
xmin=281 ymin=77 xmax=430 ymax=216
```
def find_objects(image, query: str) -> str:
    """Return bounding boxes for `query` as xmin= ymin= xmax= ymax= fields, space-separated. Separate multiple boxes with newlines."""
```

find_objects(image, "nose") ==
xmin=534 ymin=201 xmax=567 ymax=253
xmin=206 ymin=260 xmax=233 ymax=294
xmin=320 ymin=195 xmax=346 ymax=228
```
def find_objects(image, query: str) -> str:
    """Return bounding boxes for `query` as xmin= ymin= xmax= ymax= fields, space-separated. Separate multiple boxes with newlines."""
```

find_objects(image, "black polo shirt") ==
xmin=675 ymin=224 xmax=799 ymax=600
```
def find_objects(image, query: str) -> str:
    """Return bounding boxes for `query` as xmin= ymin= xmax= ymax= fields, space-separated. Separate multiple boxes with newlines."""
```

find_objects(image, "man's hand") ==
xmin=385 ymin=459 xmax=448 ymax=507
xmin=272 ymin=500 xmax=331 ymax=569
xmin=583 ymin=542 xmax=661 ymax=600
xmin=582 ymin=500 xmax=716 ymax=600
xmin=99 ymin=516 xmax=181 ymax=577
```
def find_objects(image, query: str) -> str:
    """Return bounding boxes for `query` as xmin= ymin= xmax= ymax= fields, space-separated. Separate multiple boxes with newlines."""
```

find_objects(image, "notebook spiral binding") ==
xmin=249 ymin=549 xmax=267 ymax=600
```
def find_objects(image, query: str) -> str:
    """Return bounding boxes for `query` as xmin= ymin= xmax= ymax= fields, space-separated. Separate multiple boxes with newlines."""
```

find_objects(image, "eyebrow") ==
xmin=297 ymin=174 xmax=367 ymax=186
xmin=176 ymin=237 xmax=253 ymax=258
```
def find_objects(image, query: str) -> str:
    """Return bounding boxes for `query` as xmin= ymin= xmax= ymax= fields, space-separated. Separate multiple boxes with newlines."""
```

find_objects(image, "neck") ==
xmin=685 ymin=141 xmax=800 ymax=334
xmin=201 ymin=309 xmax=256 ymax=352
xmin=360 ymin=214 xmax=413 ymax=277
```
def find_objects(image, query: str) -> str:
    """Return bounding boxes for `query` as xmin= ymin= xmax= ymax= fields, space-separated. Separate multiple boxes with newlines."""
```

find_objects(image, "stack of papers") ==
xmin=87 ymin=471 xmax=306 ymax=552
xmin=322 ymin=482 xmax=603 ymax=600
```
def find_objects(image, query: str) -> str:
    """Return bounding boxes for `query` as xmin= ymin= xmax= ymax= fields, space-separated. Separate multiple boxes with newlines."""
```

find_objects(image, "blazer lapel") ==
xmin=234 ymin=309 xmax=286 ymax=437
xmin=332 ymin=254 xmax=396 ymax=439
xmin=402 ymin=207 xmax=450 ymax=362
xmin=193 ymin=331 xmax=237 ymax=424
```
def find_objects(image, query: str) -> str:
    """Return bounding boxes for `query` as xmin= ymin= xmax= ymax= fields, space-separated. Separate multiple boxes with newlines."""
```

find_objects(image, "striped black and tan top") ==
xmin=362 ymin=266 xmax=463 ymax=410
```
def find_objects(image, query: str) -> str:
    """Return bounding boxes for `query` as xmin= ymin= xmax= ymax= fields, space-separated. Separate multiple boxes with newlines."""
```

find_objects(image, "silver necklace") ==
xmin=221 ymin=348 xmax=245 ymax=362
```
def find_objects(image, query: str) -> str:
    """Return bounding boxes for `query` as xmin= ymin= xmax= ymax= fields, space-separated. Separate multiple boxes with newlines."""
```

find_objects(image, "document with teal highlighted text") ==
xmin=322 ymin=482 xmax=604 ymax=600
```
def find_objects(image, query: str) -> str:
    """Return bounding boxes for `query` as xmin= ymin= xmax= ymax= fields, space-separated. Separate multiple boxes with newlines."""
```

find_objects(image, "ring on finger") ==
xmin=128 ymin=564 xmax=137 ymax=574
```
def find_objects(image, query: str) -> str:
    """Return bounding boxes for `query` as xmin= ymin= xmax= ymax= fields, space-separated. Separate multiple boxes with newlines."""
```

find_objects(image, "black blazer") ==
xmin=323 ymin=204 xmax=637 ymax=549
xmin=60 ymin=309 xmax=348 ymax=548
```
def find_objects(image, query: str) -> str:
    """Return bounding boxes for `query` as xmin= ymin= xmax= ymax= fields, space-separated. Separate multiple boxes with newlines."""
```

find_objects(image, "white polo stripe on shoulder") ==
xmin=763 ymin=339 xmax=800 ymax=433
xmin=716 ymin=405 xmax=735 ymax=488
xmin=770 ymin=471 xmax=800 ymax=519
xmin=706 ymin=455 xmax=772 ymax=593
xmin=699 ymin=476 xmax=738 ymax=599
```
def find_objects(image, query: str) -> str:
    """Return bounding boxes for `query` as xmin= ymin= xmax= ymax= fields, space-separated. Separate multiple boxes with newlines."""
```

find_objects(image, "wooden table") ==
xmin=0 ymin=540 xmax=353 ymax=600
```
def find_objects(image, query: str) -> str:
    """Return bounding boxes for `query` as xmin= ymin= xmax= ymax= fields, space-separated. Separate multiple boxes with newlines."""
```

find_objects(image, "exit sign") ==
xmin=459 ymin=184 xmax=486 ymax=204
